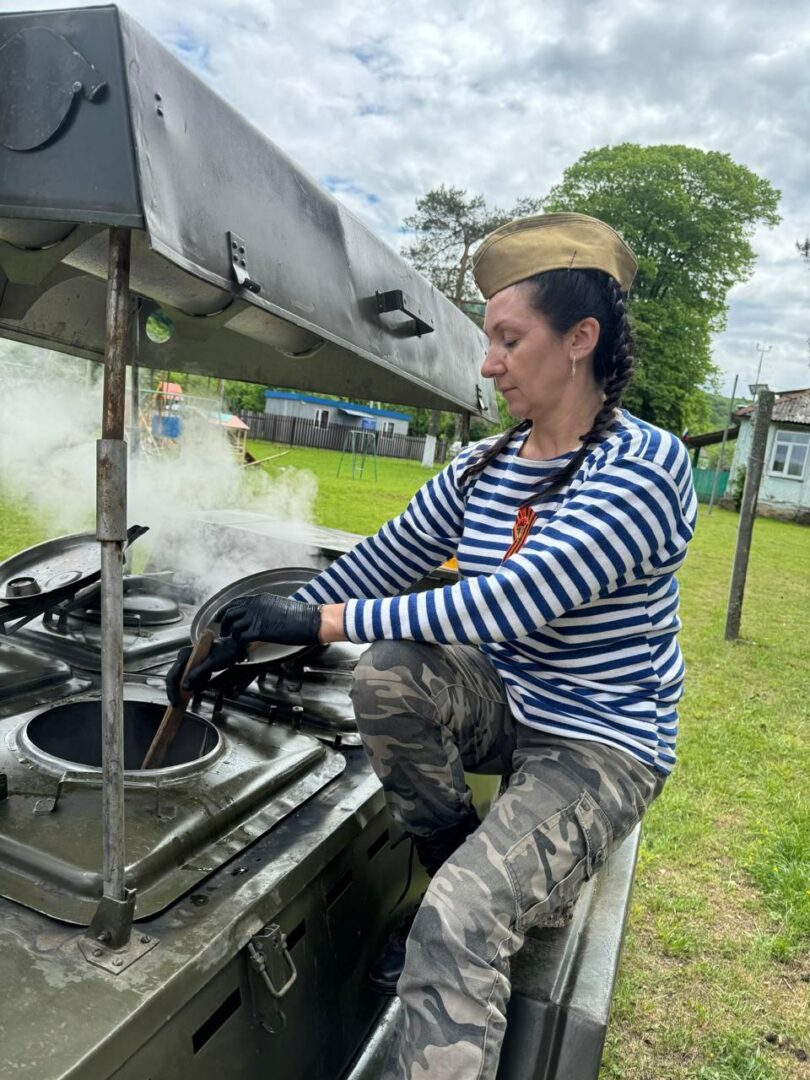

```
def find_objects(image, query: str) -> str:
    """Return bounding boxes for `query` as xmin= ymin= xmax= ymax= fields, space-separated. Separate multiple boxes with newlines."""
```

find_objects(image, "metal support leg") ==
xmin=85 ymin=227 xmax=134 ymax=951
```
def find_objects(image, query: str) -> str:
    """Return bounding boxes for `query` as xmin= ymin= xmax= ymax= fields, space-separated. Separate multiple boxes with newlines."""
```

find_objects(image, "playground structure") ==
xmin=131 ymin=380 xmax=250 ymax=460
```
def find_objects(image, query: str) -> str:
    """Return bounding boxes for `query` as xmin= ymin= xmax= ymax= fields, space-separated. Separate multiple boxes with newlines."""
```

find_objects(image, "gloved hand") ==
xmin=166 ymin=636 xmax=248 ymax=706
xmin=216 ymin=593 xmax=322 ymax=646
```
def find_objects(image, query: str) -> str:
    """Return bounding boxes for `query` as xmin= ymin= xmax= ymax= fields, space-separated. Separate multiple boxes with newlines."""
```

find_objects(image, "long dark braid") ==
xmin=460 ymin=270 xmax=635 ymax=502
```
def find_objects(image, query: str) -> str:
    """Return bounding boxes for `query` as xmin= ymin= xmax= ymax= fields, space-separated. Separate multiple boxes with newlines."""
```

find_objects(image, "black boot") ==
xmin=369 ymin=812 xmax=480 ymax=995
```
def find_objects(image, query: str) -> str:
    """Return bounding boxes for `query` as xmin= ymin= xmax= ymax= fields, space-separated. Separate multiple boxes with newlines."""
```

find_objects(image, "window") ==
xmin=314 ymin=409 xmax=329 ymax=429
xmin=382 ymin=422 xmax=395 ymax=437
xmin=769 ymin=429 xmax=809 ymax=479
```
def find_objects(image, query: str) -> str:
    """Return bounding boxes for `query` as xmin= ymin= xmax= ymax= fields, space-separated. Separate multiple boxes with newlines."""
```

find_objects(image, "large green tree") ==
xmin=543 ymin=144 xmax=780 ymax=431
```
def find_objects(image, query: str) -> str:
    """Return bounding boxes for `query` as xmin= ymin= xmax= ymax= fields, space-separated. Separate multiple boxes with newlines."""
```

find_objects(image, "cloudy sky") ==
xmin=8 ymin=0 xmax=809 ymax=396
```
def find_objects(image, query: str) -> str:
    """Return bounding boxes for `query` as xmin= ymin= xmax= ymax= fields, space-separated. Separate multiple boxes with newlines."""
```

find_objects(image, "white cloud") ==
xmin=5 ymin=0 xmax=809 ymax=397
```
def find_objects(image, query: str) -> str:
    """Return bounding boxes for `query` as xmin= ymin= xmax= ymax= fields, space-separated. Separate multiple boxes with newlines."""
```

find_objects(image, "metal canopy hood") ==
xmin=0 ymin=5 xmax=496 ymax=420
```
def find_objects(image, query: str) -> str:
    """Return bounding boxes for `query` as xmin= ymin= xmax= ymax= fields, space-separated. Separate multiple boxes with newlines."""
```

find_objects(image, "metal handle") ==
xmin=247 ymin=924 xmax=297 ymax=999
xmin=376 ymin=289 xmax=434 ymax=336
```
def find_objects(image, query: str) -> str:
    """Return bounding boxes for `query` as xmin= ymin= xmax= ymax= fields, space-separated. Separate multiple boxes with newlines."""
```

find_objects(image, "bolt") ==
xmin=96 ymin=931 xmax=111 ymax=944
xmin=92 ymin=948 xmax=103 ymax=958
xmin=112 ymin=957 xmax=124 ymax=967
xmin=140 ymin=935 xmax=151 ymax=944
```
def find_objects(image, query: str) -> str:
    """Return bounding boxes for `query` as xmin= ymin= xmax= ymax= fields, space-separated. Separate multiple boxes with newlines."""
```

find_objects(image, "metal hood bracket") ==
xmin=0 ymin=5 xmax=497 ymax=420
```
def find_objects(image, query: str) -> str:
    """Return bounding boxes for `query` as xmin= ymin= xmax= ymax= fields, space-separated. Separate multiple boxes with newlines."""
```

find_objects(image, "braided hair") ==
xmin=459 ymin=268 xmax=635 ymax=503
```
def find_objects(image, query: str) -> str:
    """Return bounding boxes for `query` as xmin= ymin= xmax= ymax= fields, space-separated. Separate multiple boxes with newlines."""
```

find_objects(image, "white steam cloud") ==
xmin=0 ymin=343 xmax=320 ymax=600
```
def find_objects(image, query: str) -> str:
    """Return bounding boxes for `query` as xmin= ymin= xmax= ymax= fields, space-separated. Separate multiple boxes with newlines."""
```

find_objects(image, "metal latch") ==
xmin=228 ymin=231 xmax=261 ymax=293
xmin=247 ymin=924 xmax=297 ymax=999
xmin=376 ymin=289 xmax=434 ymax=336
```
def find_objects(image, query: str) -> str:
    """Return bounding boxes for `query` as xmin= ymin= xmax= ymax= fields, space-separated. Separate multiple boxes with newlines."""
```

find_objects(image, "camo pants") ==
xmin=350 ymin=640 xmax=665 ymax=1080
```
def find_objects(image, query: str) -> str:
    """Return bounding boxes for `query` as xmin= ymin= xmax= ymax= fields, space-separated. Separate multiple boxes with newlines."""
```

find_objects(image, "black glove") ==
xmin=166 ymin=637 xmax=248 ymax=706
xmin=216 ymin=593 xmax=322 ymax=646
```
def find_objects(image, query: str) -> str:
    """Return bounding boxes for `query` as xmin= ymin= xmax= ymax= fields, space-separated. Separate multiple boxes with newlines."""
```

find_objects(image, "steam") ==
xmin=0 ymin=343 xmax=320 ymax=599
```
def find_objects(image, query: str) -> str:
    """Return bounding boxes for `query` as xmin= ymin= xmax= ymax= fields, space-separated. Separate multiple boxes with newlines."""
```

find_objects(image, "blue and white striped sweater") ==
xmin=295 ymin=411 xmax=697 ymax=774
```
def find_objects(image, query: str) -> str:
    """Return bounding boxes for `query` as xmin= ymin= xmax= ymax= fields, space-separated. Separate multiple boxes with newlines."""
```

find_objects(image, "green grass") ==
xmin=0 ymin=500 xmax=49 ymax=561
xmin=600 ymin=508 xmax=810 ymax=1080
xmin=245 ymin=439 xmax=442 ymax=535
xmin=1 ymin=447 xmax=808 ymax=1078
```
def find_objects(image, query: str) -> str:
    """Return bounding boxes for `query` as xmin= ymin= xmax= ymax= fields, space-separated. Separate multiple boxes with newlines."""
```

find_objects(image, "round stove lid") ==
xmin=192 ymin=566 xmax=320 ymax=667
xmin=0 ymin=526 xmax=148 ymax=604
xmin=81 ymin=592 xmax=182 ymax=627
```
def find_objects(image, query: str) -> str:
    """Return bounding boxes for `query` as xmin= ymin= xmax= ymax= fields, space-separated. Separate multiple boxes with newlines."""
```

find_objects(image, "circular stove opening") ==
xmin=23 ymin=700 xmax=220 ymax=771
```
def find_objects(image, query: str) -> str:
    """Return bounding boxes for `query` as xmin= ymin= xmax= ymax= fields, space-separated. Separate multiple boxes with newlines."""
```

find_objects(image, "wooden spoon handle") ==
xmin=141 ymin=630 xmax=215 ymax=770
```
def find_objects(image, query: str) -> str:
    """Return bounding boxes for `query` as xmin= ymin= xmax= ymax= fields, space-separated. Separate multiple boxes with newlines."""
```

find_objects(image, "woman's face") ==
xmin=480 ymin=283 xmax=597 ymax=420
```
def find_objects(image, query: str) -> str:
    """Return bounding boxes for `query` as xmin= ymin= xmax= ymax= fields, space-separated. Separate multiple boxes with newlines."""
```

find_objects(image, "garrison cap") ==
xmin=472 ymin=212 xmax=638 ymax=298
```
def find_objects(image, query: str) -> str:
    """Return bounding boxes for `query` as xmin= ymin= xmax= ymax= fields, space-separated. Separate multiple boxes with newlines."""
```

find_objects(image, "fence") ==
xmin=692 ymin=466 xmax=730 ymax=503
xmin=239 ymin=411 xmax=447 ymax=464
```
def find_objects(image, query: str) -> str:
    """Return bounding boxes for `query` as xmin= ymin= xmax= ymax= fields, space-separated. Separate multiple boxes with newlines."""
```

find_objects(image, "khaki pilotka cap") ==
xmin=472 ymin=212 xmax=638 ymax=298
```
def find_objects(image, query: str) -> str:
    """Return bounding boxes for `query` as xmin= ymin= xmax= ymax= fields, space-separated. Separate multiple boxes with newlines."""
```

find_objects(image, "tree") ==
xmin=224 ymin=380 xmax=272 ymax=413
xmin=402 ymin=187 xmax=541 ymax=438
xmin=402 ymin=186 xmax=543 ymax=306
xmin=543 ymin=144 xmax=780 ymax=432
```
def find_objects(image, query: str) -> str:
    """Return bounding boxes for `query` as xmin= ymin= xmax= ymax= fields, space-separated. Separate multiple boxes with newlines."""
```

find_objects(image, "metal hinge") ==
xmin=228 ymin=231 xmax=261 ymax=293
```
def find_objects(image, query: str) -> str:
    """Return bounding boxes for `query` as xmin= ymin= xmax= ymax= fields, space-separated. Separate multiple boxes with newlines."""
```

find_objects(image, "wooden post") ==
xmin=725 ymin=388 xmax=774 ymax=641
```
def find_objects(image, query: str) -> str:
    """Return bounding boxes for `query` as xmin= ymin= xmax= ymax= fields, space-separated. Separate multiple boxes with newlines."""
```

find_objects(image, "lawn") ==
xmin=0 ymin=444 xmax=808 ymax=1077
xmin=245 ymin=438 xmax=444 ymax=535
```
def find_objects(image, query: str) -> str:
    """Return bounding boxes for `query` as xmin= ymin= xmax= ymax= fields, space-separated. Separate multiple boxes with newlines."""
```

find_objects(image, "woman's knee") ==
xmin=351 ymin=640 xmax=442 ymax=725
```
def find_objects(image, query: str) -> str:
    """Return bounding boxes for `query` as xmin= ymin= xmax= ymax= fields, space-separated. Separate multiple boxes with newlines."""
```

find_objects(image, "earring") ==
xmin=570 ymin=353 xmax=578 ymax=379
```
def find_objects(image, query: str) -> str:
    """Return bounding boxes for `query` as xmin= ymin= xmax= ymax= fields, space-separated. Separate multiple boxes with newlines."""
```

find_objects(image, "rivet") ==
xmin=112 ymin=957 xmax=124 ymax=967
xmin=96 ymin=931 xmax=111 ymax=944
xmin=92 ymin=948 xmax=103 ymax=957
xmin=140 ymin=935 xmax=151 ymax=944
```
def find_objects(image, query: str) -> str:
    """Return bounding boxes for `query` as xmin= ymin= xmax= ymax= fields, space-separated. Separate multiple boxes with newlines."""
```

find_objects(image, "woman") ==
xmin=169 ymin=212 xmax=697 ymax=1079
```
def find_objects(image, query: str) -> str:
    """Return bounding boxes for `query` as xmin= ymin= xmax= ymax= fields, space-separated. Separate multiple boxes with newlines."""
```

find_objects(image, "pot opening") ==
xmin=24 ymin=699 xmax=220 ymax=770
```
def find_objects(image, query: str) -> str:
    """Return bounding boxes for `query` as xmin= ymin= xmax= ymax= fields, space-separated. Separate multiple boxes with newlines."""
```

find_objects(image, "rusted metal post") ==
xmin=725 ymin=388 xmax=774 ymax=641
xmin=97 ymin=228 xmax=131 ymax=913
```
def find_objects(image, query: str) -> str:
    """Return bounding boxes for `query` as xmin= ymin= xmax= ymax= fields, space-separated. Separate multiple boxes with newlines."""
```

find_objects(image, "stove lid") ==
xmin=0 ymin=684 xmax=345 ymax=924
xmin=80 ymin=591 xmax=182 ymax=628
xmin=0 ymin=6 xmax=497 ymax=420
xmin=0 ymin=641 xmax=72 ymax=699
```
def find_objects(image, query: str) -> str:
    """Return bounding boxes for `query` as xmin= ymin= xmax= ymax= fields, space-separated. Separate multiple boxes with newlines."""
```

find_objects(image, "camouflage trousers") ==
xmin=350 ymin=640 xmax=665 ymax=1080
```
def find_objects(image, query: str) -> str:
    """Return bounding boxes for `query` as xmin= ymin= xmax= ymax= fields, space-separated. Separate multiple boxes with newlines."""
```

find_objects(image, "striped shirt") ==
xmin=295 ymin=411 xmax=697 ymax=774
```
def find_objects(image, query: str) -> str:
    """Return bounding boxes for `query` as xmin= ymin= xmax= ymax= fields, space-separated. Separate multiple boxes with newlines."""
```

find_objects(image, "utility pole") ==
xmin=753 ymin=343 xmax=771 ymax=390
xmin=708 ymin=374 xmax=738 ymax=515
xmin=725 ymin=388 xmax=774 ymax=641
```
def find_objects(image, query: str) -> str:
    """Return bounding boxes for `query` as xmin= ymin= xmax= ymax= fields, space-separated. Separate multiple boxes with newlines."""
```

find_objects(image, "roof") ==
xmin=208 ymin=411 xmax=249 ymax=430
xmin=683 ymin=425 xmax=740 ymax=448
xmin=0 ymin=6 xmax=497 ymax=421
xmin=264 ymin=391 xmax=410 ymax=422
xmin=156 ymin=381 xmax=183 ymax=396
xmin=734 ymin=388 xmax=810 ymax=426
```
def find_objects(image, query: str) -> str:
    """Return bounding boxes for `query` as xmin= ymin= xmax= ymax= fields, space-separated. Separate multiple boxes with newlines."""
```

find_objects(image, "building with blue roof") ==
xmin=264 ymin=391 xmax=411 ymax=436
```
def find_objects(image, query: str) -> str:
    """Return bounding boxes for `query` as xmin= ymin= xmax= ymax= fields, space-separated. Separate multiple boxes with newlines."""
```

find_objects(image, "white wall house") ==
xmin=263 ymin=391 xmax=410 ymax=436
xmin=725 ymin=388 xmax=810 ymax=524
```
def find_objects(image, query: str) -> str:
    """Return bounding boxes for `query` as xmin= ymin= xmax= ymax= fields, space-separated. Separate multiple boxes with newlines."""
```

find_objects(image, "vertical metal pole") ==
xmin=459 ymin=410 xmax=471 ymax=447
xmin=708 ymin=374 xmax=738 ymax=514
xmin=129 ymin=312 xmax=140 ymax=458
xmin=725 ymin=389 xmax=774 ymax=641
xmin=98 ymin=228 xmax=131 ymax=904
